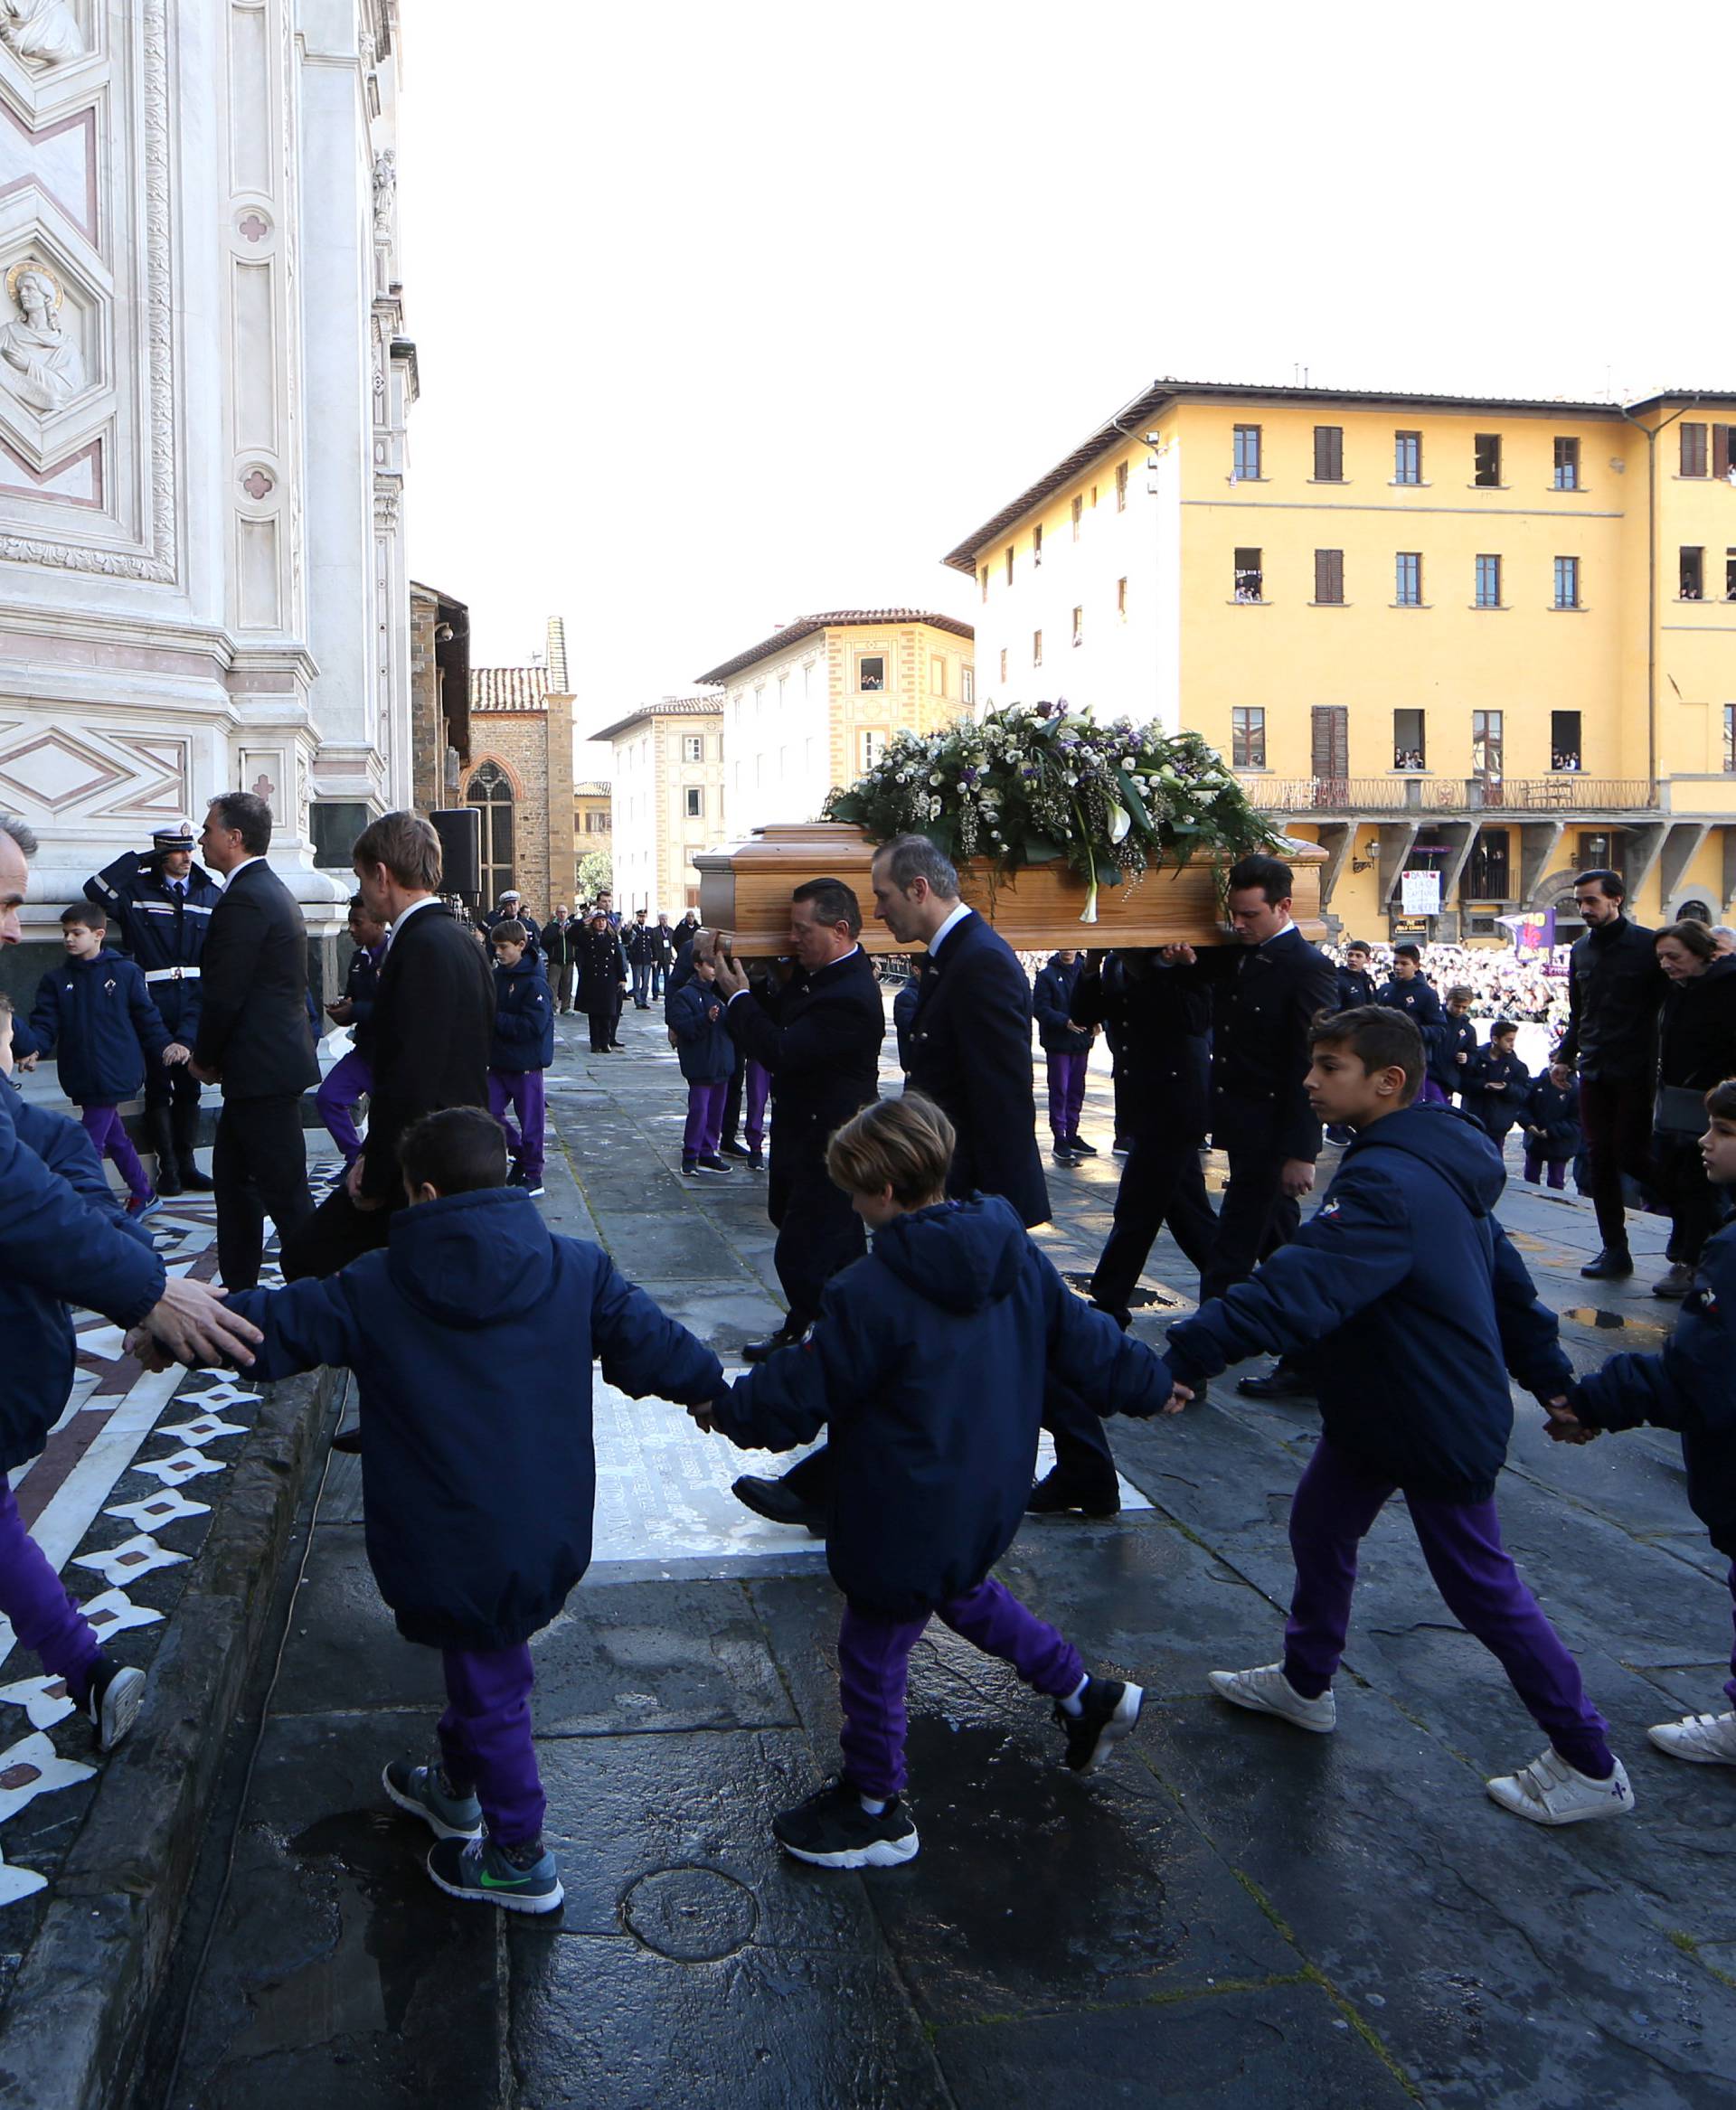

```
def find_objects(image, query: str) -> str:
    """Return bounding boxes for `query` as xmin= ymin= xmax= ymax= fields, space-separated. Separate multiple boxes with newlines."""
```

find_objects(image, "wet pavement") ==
xmin=134 ymin=1002 xmax=1736 ymax=2108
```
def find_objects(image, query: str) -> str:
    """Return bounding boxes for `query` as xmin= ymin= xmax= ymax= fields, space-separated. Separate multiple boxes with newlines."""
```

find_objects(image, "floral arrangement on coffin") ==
xmin=822 ymin=700 xmax=1281 ymax=923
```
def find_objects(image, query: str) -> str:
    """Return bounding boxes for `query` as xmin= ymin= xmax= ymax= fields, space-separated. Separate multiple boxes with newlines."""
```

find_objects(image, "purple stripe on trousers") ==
xmin=1281 ymin=1436 xmax=1613 ymax=1778
xmin=438 ymin=1643 xmax=545 ymax=1848
xmin=837 ymin=1578 xmax=1086 ymax=1800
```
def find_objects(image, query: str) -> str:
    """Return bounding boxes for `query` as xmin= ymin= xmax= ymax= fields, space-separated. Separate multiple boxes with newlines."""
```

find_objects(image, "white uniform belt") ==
xmin=144 ymin=966 xmax=200 ymax=982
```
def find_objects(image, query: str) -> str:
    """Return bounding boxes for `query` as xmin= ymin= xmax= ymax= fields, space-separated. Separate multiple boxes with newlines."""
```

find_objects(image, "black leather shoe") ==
xmin=1237 ymin=1362 xmax=1316 ymax=1402
xmin=330 ymin=1426 xmax=363 ymax=1455
xmin=179 ymin=1167 xmax=214 ymax=1192
xmin=1026 ymin=1469 xmax=1120 ymax=1518
xmin=731 ymin=1474 xmax=826 ymax=1534
xmin=1580 ymin=1248 xmax=1634 ymax=1279
xmin=741 ymin=1326 xmax=806 ymax=1363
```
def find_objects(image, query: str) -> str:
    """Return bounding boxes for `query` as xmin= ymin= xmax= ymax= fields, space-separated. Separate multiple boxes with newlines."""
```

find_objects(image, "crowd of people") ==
xmin=4 ymin=809 xmax=1735 ymax=1912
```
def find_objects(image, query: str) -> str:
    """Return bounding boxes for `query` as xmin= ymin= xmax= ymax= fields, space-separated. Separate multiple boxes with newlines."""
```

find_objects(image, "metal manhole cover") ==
xmin=621 ymin=1866 xmax=758 ymax=1961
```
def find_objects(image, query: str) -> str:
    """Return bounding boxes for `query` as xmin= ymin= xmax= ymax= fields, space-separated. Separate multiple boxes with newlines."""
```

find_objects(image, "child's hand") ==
xmin=687 ymin=1401 xmax=719 ymax=1435
xmin=1161 ymin=1382 xmax=1194 ymax=1416
xmin=1543 ymin=1398 xmax=1597 ymax=1445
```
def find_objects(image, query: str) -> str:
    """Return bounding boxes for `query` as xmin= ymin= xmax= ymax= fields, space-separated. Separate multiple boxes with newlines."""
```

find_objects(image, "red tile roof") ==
xmin=695 ymin=609 xmax=975 ymax=686
xmin=594 ymin=695 xmax=724 ymax=743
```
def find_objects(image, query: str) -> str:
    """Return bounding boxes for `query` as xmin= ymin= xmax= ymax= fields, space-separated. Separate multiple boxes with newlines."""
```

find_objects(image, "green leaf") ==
xmin=1095 ymin=856 xmax=1120 ymax=885
xmin=1021 ymin=834 xmax=1064 ymax=863
xmin=1114 ymin=768 xmax=1153 ymax=834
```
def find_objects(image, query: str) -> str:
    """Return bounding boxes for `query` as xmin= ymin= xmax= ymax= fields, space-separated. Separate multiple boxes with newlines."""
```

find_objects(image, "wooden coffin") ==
xmin=695 ymin=822 xmax=1326 ymax=956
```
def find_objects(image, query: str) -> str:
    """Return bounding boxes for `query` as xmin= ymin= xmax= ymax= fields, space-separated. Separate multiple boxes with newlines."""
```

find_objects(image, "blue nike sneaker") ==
xmin=426 ymin=1832 xmax=564 ymax=1915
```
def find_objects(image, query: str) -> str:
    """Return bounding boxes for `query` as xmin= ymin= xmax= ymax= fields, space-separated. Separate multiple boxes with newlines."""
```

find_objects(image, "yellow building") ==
xmin=695 ymin=610 xmax=975 ymax=838
xmin=573 ymin=779 xmax=611 ymax=900
xmin=598 ymin=697 xmax=726 ymax=913
xmin=946 ymin=381 xmax=1736 ymax=938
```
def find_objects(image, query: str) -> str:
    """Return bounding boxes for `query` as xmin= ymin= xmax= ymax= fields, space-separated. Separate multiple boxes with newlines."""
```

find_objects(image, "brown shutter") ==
xmin=1715 ymin=426 xmax=1732 ymax=478
xmin=1311 ymin=705 xmax=1348 ymax=782
xmin=1682 ymin=423 xmax=1708 ymax=476
xmin=1315 ymin=550 xmax=1344 ymax=602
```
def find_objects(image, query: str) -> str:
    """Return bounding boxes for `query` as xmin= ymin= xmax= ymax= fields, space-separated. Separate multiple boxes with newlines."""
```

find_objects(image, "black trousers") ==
xmin=721 ymin=1042 xmax=745 ymax=1146
xmin=212 ymin=1096 xmax=314 ymax=1291
xmin=586 ymin=1007 xmax=615 ymax=1052
xmin=279 ymin=1182 xmax=398 ymax=1282
xmin=1579 ymin=1075 xmax=1656 ymax=1254
xmin=1655 ymin=1133 xmax=1723 ymax=1266
xmin=781 ymin=1377 xmax=1114 ymax=1503
xmin=1201 ymin=1145 xmax=1299 ymax=1304
xmin=771 ymin=1163 xmax=865 ymax=1328
xmin=144 ymin=1059 xmax=204 ymax=1173
xmin=1090 ymin=1130 xmax=1218 ymax=1320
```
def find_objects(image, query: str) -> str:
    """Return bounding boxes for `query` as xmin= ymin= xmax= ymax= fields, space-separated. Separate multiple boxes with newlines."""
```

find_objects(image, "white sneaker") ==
xmin=1207 ymin=1663 xmax=1336 ymax=1734
xmin=1486 ymin=1747 xmax=1635 ymax=1825
xmin=1647 ymin=1710 xmax=1736 ymax=1765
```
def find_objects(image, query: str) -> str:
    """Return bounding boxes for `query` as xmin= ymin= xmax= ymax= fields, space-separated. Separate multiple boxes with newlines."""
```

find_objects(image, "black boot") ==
xmin=1580 ymin=1248 xmax=1634 ymax=1279
xmin=1026 ymin=1467 xmax=1120 ymax=1519
xmin=146 ymin=1107 xmax=181 ymax=1198
xmin=171 ymin=1097 xmax=212 ymax=1192
xmin=1236 ymin=1360 xmax=1317 ymax=1402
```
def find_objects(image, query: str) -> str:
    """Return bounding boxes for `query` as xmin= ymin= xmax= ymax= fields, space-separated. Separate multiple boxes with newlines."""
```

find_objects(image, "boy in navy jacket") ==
xmin=1523 ymin=1062 xmax=1580 ymax=1190
xmin=665 ymin=941 xmax=733 ymax=1177
xmin=17 ymin=902 xmax=187 ymax=1215
xmin=486 ymin=920 xmax=553 ymax=1198
xmin=1033 ymin=947 xmax=1096 ymax=1163
xmin=191 ymin=1106 xmax=726 ymax=1914
xmin=1373 ymin=945 xmax=1446 ymax=1104
xmin=1165 ymin=1005 xmax=1634 ymax=1829
xmin=1429 ymin=984 xmax=1479 ymax=1102
xmin=699 ymin=1094 xmax=1174 ymax=1870
xmin=1463 ymin=1019 xmax=1531 ymax=1147
xmin=1546 ymin=1078 xmax=1736 ymax=1766
xmin=316 ymin=895 xmax=388 ymax=1170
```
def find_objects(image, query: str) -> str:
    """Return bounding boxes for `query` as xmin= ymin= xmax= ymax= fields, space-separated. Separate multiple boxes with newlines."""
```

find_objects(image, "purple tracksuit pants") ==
xmin=438 ymin=1644 xmax=544 ymax=1849
xmin=316 ymin=1048 xmax=373 ymax=1166
xmin=1047 ymin=1051 xmax=1088 ymax=1143
xmin=80 ymin=1104 xmax=151 ymax=1203
xmin=684 ymin=1079 xmax=727 ymax=1160
xmin=0 ymin=1476 xmax=99 ymax=1703
xmin=488 ymin=1069 xmax=547 ymax=1181
xmin=1281 ymin=1437 xmax=1614 ymax=1777
xmin=838 ymin=1578 xmax=1085 ymax=1800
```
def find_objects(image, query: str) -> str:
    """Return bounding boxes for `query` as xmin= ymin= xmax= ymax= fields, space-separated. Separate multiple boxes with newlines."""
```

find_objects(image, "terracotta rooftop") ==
xmin=471 ymin=667 xmax=549 ymax=711
xmin=940 ymin=379 xmax=1736 ymax=570
xmin=594 ymin=695 xmax=724 ymax=742
xmin=696 ymin=609 xmax=976 ymax=686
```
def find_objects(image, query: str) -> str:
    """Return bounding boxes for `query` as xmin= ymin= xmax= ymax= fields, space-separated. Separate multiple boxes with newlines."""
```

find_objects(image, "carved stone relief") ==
xmin=0 ymin=0 xmax=85 ymax=71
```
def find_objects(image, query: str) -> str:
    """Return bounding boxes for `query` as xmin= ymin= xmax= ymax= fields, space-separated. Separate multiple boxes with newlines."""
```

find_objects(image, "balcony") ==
xmin=1236 ymin=775 xmax=1659 ymax=816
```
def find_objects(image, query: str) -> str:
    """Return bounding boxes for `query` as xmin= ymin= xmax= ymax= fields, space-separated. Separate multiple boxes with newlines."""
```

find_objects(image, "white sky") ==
xmin=399 ymin=0 xmax=1732 ymax=740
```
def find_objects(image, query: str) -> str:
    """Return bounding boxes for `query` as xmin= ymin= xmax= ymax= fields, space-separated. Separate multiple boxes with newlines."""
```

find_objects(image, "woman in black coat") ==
xmin=573 ymin=912 xmax=628 ymax=1054
xmin=1652 ymin=921 xmax=1736 ymax=1296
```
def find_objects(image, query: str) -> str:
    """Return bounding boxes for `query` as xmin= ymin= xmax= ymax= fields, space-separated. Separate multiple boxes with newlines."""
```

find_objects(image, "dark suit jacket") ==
xmin=724 ymin=947 xmax=882 ymax=1217
xmin=907 ymin=911 xmax=1050 ymax=1228
xmin=1185 ymin=925 xmax=1337 ymax=1162
xmin=1071 ymin=952 xmax=1212 ymax=1140
xmin=193 ymin=859 xmax=319 ymax=1101
xmin=362 ymin=900 xmax=495 ymax=1202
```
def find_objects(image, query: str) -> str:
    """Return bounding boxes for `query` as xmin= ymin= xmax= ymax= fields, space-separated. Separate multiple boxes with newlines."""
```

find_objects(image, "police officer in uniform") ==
xmin=85 ymin=820 xmax=219 ymax=1196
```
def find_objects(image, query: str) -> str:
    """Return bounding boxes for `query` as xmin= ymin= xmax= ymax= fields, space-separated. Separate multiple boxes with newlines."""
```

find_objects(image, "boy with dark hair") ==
xmin=1335 ymin=941 xmax=1377 ymax=1013
xmin=697 ymin=1093 xmax=1175 ymax=1869
xmin=486 ymin=918 xmax=553 ymax=1197
xmin=165 ymin=1104 xmax=727 ymax=1912
xmin=1165 ymin=1005 xmax=1633 ymax=1828
xmin=1374 ymin=945 xmax=1446 ymax=1103
xmin=1430 ymin=984 xmax=1479 ymax=1103
xmin=1464 ymin=1018 xmax=1531 ymax=1146
xmin=16 ymin=902 xmax=188 ymax=1217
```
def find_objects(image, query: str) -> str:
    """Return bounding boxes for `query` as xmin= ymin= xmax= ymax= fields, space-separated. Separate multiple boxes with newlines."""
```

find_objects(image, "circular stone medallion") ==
xmin=621 ymin=1866 xmax=758 ymax=1962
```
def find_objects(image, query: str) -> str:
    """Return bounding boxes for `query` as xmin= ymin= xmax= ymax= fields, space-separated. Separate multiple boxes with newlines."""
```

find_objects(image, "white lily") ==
xmin=1107 ymin=798 xmax=1131 ymax=844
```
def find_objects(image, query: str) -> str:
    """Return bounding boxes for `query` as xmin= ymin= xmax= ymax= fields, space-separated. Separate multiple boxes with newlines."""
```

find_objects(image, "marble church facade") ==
xmin=0 ymin=0 xmax=414 ymax=990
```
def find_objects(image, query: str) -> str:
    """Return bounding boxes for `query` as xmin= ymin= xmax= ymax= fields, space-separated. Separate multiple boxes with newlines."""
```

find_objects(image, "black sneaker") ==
xmin=718 ymin=1140 xmax=751 ymax=1158
xmin=1066 ymin=1135 xmax=1098 ymax=1156
xmin=1111 ymin=1140 xmax=1133 ymax=1158
xmin=1026 ymin=1467 xmax=1120 ymax=1518
xmin=681 ymin=1157 xmax=700 ymax=1176
xmin=425 ymin=1832 xmax=563 ymax=1914
xmin=694 ymin=1154 xmax=731 ymax=1175
xmin=771 ymin=1777 xmax=919 ymax=1869
xmin=83 ymin=1658 xmax=146 ymax=1752
xmin=180 ymin=1166 xmax=215 ymax=1192
xmin=1053 ymin=1676 xmax=1145 ymax=1771
xmin=1052 ymin=1146 xmax=1080 ymax=1167
xmin=522 ymin=1175 xmax=547 ymax=1198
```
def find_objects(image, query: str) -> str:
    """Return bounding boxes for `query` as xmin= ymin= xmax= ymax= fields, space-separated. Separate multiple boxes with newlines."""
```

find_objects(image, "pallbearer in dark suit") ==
xmin=190 ymin=794 xmax=318 ymax=1291
xmin=1161 ymin=852 xmax=1338 ymax=1402
xmin=280 ymin=811 xmax=495 ymax=1284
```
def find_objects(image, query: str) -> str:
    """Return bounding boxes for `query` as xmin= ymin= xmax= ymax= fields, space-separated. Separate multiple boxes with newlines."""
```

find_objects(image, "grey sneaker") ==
xmin=382 ymin=1759 xmax=483 ymax=1840
xmin=1486 ymin=1747 xmax=1635 ymax=1825
xmin=1646 ymin=1710 xmax=1736 ymax=1765
xmin=1208 ymin=1663 xmax=1337 ymax=1733
xmin=426 ymin=1832 xmax=564 ymax=1914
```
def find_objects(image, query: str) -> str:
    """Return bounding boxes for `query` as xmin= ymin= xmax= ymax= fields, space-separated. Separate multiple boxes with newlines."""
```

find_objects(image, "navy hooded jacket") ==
xmin=1165 ymin=1106 xmax=1572 ymax=1502
xmin=665 ymin=977 xmax=733 ymax=1084
xmin=1523 ymin=1072 xmax=1580 ymax=1163
xmin=1374 ymin=975 xmax=1444 ymax=1060
xmin=489 ymin=953 xmax=553 ymax=1072
xmin=1429 ymin=1010 xmax=1479 ymax=1092
xmin=224 ymin=1187 xmax=725 ymax=1651
xmin=711 ymin=1193 xmax=1174 ymax=1618
xmin=22 ymin=950 xmax=174 ymax=1106
xmin=1033 ymin=955 xmax=1091 ymax=1057
xmin=0 ymin=1085 xmax=164 ymax=1474
xmin=1569 ymin=1219 xmax=1736 ymax=1559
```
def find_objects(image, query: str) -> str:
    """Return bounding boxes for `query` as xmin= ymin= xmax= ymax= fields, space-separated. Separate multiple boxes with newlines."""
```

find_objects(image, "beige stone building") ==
xmin=466 ymin=617 xmax=577 ymax=918
xmin=574 ymin=781 xmax=612 ymax=871
xmin=407 ymin=580 xmax=470 ymax=824
xmin=695 ymin=609 xmax=975 ymax=837
xmin=599 ymin=697 xmax=726 ymax=912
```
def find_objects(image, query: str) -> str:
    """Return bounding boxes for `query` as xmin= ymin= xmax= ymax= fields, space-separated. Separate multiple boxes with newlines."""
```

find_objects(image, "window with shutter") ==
xmin=1474 ymin=433 xmax=1502 ymax=486
xmin=1682 ymin=423 xmax=1709 ymax=476
xmin=1314 ymin=550 xmax=1344 ymax=603
xmin=1715 ymin=426 xmax=1733 ymax=479
xmin=1313 ymin=427 xmax=1344 ymax=481
xmin=1310 ymin=705 xmax=1348 ymax=784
